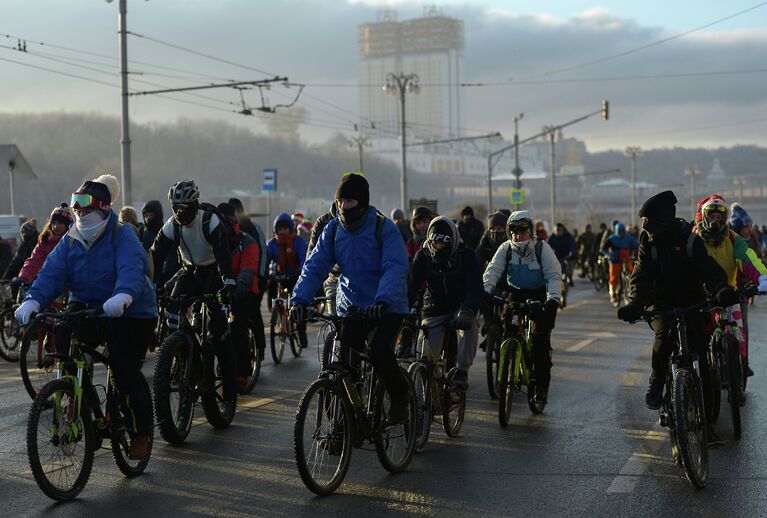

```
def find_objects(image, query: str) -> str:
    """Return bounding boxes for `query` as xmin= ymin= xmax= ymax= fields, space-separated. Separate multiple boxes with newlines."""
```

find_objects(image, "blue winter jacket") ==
xmin=292 ymin=207 xmax=409 ymax=315
xmin=604 ymin=224 xmax=639 ymax=265
xmin=27 ymin=212 xmax=157 ymax=319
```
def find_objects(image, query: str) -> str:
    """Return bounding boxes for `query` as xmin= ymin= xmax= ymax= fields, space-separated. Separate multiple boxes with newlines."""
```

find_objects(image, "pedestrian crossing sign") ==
xmin=510 ymin=189 xmax=524 ymax=204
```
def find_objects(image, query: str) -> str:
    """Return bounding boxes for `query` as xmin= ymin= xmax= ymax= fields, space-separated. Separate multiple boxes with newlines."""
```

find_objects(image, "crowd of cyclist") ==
xmin=2 ymin=168 xmax=766 ymax=480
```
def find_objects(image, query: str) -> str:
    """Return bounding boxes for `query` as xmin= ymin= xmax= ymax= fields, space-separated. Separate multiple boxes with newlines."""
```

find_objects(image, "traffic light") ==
xmin=601 ymin=99 xmax=609 ymax=121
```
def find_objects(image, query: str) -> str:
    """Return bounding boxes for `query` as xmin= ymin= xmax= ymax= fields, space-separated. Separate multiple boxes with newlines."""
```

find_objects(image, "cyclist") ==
xmin=407 ymin=206 xmax=432 ymax=261
xmin=409 ymin=216 xmax=483 ymax=391
xmin=476 ymin=211 xmax=508 ymax=267
xmin=617 ymin=190 xmax=738 ymax=446
xmin=548 ymin=223 xmax=577 ymax=287
xmin=15 ymin=174 xmax=157 ymax=459
xmin=290 ymin=172 xmax=410 ymax=423
xmin=534 ymin=221 xmax=548 ymax=241
xmin=267 ymin=213 xmax=308 ymax=347
xmin=217 ymin=203 xmax=264 ymax=385
xmin=694 ymin=196 xmax=767 ymax=398
xmin=10 ymin=204 xmax=72 ymax=302
xmin=603 ymin=222 xmax=639 ymax=307
xmin=576 ymin=224 xmax=596 ymax=278
xmin=149 ymin=179 xmax=238 ymax=405
xmin=391 ymin=208 xmax=413 ymax=243
xmin=458 ymin=206 xmax=484 ymax=250
xmin=1 ymin=219 xmax=39 ymax=283
xmin=292 ymin=212 xmax=311 ymax=243
xmin=482 ymin=210 xmax=562 ymax=405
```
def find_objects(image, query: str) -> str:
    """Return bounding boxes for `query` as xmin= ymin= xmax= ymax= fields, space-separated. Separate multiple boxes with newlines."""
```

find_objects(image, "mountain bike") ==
xmin=617 ymin=257 xmax=633 ymax=306
xmin=0 ymin=282 xmax=27 ymax=361
xmin=293 ymin=305 xmax=416 ymax=496
xmin=154 ymin=293 xmax=236 ymax=444
xmin=593 ymin=254 xmax=609 ymax=292
xmin=237 ymin=317 xmax=262 ymax=395
xmin=269 ymin=274 xmax=302 ymax=363
xmin=631 ymin=302 xmax=712 ymax=489
xmin=26 ymin=308 xmax=152 ymax=501
xmin=497 ymin=298 xmax=545 ymax=426
xmin=407 ymin=318 xmax=468 ymax=452
xmin=484 ymin=300 xmax=504 ymax=400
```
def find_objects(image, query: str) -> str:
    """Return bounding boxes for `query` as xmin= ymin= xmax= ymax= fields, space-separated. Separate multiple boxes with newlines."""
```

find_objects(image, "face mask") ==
xmin=76 ymin=211 xmax=108 ymax=243
xmin=339 ymin=204 xmax=367 ymax=228
xmin=490 ymin=231 xmax=505 ymax=243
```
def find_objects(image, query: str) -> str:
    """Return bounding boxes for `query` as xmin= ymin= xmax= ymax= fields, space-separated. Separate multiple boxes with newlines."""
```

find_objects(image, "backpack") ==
xmin=329 ymin=211 xmax=387 ymax=252
xmin=506 ymin=238 xmax=544 ymax=268
xmin=172 ymin=202 xmax=233 ymax=249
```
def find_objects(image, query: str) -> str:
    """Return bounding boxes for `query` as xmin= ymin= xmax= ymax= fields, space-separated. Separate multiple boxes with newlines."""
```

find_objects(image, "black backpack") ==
xmin=172 ymin=202 xmax=234 ymax=248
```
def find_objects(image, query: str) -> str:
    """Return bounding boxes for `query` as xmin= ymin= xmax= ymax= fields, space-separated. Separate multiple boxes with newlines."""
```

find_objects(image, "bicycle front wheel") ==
xmin=485 ymin=325 xmax=500 ymax=400
xmin=672 ymin=368 xmax=708 ymax=488
xmin=293 ymin=378 xmax=353 ymax=496
xmin=408 ymin=360 xmax=432 ymax=452
xmin=0 ymin=307 xmax=22 ymax=361
xmin=154 ymin=334 xmax=196 ymax=444
xmin=442 ymin=368 xmax=466 ymax=437
xmin=27 ymin=379 xmax=95 ymax=501
xmin=498 ymin=339 xmax=517 ymax=427
xmin=201 ymin=349 xmax=236 ymax=429
xmin=373 ymin=371 xmax=416 ymax=473
xmin=725 ymin=334 xmax=743 ymax=438
xmin=270 ymin=302 xmax=286 ymax=364
xmin=19 ymin=321 xmax=56 ymax=401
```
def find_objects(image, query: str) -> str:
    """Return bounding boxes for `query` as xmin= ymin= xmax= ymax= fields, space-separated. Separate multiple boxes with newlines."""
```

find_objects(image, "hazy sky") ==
xmin=2 ymin=0 xmax=767 ymax=151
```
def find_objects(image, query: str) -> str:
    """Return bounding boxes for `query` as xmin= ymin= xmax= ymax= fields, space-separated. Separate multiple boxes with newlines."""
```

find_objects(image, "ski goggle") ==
xmin=703 ymin=203 xmax=728 ymax=217
xmin=70 ymin=192 xmax=109 ymax=211
xmin=508 ymin=222 xmax=531 ymax=234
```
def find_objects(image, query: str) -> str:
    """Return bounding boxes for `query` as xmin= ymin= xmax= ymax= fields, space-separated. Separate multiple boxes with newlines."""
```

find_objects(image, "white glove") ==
xmin=103 ymin=293 xmax=133 ymax=318
xmin=15 ymin=299 xmax=41 ymax=325
xmin=758 ymin=274 xmax=767 ymax=293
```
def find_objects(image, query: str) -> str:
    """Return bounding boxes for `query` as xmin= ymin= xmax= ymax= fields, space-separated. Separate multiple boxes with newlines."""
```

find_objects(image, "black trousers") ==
xmin=650 ymin=312 xmax=714 ymax=419
xmin=230 ymin=292 xmax=265 ymax=376
xmin=170 ymin=267 xmax=237 ymax=401
xmin=341 ymin=313 xmax=408 ymax=402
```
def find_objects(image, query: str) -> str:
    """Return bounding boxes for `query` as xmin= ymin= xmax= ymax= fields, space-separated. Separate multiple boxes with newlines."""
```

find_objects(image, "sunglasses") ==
xmin=172 ymin=203 xmax=192 ymax=213
xmin=71 ymin=192 xmax=109 ymax=210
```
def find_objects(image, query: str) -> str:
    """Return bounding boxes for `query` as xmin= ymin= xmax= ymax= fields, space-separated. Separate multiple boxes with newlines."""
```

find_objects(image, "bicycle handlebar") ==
xmin=29 ymin=307 xmax=104 ymax=326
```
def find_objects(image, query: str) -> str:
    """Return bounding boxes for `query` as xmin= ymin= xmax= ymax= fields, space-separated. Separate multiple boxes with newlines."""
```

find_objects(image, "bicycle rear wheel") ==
xmin=408 ymin=360 xmax=432 ymax=452
xmin=673 ymin=368 xmax=708 ymax=488
xmin=442 ymin=368 xmax=466 ymax=437
xmin=293 ymin=377 xmax=353 ymax=496
xmin=111 ymin=372 xmax=153 ymax=477
xmin=0 ymin=307 xmax=22 ymax=361
xmin=725 ymin=334 xmax=743 ymax=438
xmin=201 ymin=349 xmax=236 ymax=428
xmin=239 ymin=323 xmax=261 ymax=395
xmin=709 ymin=340 xmax=722 ymax=422
xmin=27 ymin=379 xmax=96 ymax=501
xmin=373 ymin=370 xmax=416 ymax=473
xmin=20 ymin=321 xmax=56 ymax=401
xmin=269 ymin=302 xmax=286 ymax=364
xmin=154 ymin=334 xmax=196 ymax=444
xmin=485 ymin=325 xmax=500 ymax=400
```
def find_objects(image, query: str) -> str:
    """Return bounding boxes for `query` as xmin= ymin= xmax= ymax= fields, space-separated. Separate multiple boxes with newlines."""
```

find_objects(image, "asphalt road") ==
xmin=1 ymin=284 xmax=766 ymax=517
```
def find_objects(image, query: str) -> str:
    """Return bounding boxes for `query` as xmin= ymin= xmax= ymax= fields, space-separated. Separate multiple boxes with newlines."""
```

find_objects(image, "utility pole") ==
xmin=512 ymin=113 xmax=524 ymax=209
xmin=545 ymin=128 xmax=557 ymax=227
xmin=383 ymin=73 xmax=420 ymax=211
xmin=684 ymin=164 xmax=701 ymax=220
xmin=118 ymin=0 xmax=131 ymax=207
xmin=733 ymin=176 xmax=747 ymax=201
xmin=349 ymin=134 xmax=371 ymax=172
xmin=624 ymin=146 xmax=643 ymax=227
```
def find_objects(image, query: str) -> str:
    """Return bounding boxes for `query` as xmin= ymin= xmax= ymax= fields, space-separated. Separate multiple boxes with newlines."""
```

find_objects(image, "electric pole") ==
xmin=624 ymin=146 xmax=643 ymax=227
xmin=118 ymin=0 xmax=131 ymax=207
xmin=684 ymin=164 xmax=701 ymax=220
xmin=349 ymin=134 xmax=371 ymax=172
xmin=512 ymin=113 xmax=524 ymax=209
xmin=545 ymin=127 xmax=557 ymax=227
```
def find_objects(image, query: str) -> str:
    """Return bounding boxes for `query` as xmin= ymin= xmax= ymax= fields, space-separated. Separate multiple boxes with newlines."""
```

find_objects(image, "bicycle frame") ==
xmin=497 ymin=304 xmax=535 ymax=388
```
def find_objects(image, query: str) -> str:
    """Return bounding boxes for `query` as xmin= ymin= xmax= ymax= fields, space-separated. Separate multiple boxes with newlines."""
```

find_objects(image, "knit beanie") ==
xmin=335 ymin=173 xmax=369 ymax=207
xmin=729 ymin=203 xmax=753 ymax=232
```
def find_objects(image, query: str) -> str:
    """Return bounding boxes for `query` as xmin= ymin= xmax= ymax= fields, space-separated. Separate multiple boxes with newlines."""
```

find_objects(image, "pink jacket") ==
xmin=18 ymin=233 xmax=63 ymax=284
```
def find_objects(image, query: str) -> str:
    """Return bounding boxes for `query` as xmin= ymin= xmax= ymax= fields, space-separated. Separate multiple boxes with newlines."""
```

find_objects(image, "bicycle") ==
xmin=269 ymin=274 xmax=302 ymax=363
xmin=293 ymin=305 xmax=416 ymax=496
xmin=0 ymin=281 xmax=26 ymax=361
xmin=483 ymin=299 xmax=504 ymax=400
xmin=25 ymin=308 xmax=153 ymax=501
xmin=497 ymin=298 xmax=546 ymax=426
xmin=617 ymin=257 xmax=633 ymax=307
xmin=153 ymin=293 xmax=236 ymax=445
xmin=560 ymin=266 xmax=569 ymax=310
xmin=630 ymin=302 xmax=713 ymax=489
xmin=593 ymin=254 xmax=609 ymax=292
xmin=407 ymin=318 xmax=468 ymax=451
xmin=236 ymin=315 xmax=262 ymax=396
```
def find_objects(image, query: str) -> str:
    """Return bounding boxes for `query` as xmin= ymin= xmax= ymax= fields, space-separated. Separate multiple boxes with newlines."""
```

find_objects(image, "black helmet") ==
xmin=412 ymin=206 xmax=432 ymax=221
xmin=168 ymin=180 xmax=200 ymax=204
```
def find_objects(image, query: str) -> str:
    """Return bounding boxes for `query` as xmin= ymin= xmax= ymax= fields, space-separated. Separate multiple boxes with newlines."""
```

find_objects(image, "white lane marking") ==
xmin=565 ymin=331 xmax=617 ymax=353
xmin=606 ymin=452 xmax=649 ymax=493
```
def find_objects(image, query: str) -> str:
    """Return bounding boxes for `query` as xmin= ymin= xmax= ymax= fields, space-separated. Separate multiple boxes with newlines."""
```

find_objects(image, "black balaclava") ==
xmin=335 ymin=173 xmax=369 ymax=229
xmin=639 ymin=190 xmax=677 ymax=241
xmin=487 ymin=211 xmax=507 ymax=244
xmin=426 ymin=217 xmax=460 ymax=265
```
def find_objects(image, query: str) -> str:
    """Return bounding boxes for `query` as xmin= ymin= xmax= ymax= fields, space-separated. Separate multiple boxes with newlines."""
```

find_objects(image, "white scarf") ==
xmin=75 ymin=211 xmax=108 ymax=244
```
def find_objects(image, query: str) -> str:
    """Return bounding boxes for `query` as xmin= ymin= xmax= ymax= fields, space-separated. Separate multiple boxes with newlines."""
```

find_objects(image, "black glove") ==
xmin=617 ymin=302 xmax=644 ymax=323
xmin=454 ymin=308 xmax=475 ymax=330
xmin=544 ymin=298 xmax=560 ymax=317
xmin=716 ymin=286 xmax=740 ymax=307
xmin=290 ymin=303 xmax=308 ymax=324
xmin=235 ymin=281 xmax=249 ymax=301
xmin=364 ymin=301 xmax=388 ymax=322
xmin=217 ymin=279 xmax=237 ymax=304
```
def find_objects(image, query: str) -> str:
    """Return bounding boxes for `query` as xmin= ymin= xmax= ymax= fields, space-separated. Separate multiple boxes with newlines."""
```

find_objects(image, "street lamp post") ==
xmin=512 ymin=113 xmax=524 ymax=208
xmin=624 ymin=146 xmax=643 ymax=227
xmin=684 ymin=164 xmax=701 ymax=220
xmin=383 ymin=73 xmax=420 ymax=212
xmin=117 ymin=0 xmax=131 ymax=207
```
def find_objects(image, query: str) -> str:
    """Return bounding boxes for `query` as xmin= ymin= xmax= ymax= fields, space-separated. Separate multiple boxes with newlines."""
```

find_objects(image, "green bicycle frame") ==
xmin=52 ymin=352 xmax=86 ymax=440
xmin=497 ymin=313 xmax=533 ymax=387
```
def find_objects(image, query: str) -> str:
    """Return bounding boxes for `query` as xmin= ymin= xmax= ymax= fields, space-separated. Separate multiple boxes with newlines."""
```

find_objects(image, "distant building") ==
xmin=357 ymin=7 xmax=465 ymax=140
